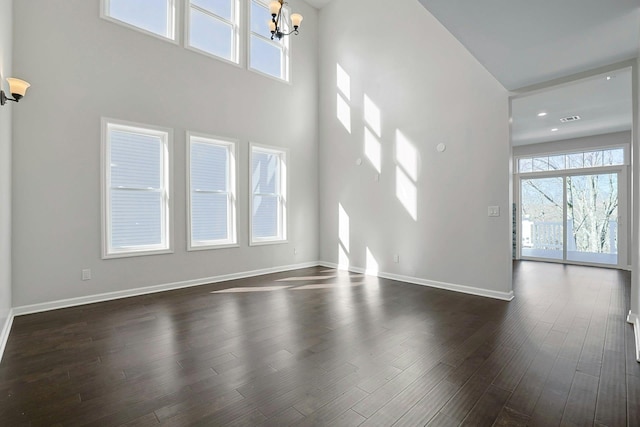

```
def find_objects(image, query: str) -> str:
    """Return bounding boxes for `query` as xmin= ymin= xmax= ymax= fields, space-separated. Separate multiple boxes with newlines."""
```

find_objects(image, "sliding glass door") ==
xmin=521 ymin=177 xmax=564 ymax=260
xmin=566 ymin=173 xmax=618 ymax=265
xmin=520 ymin=171 xmax=622 ymax=267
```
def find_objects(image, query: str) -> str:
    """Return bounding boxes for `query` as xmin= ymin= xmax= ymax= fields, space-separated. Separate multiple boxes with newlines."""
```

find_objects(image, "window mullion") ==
xmin=190 ymin=3 xmax=235 ymax=27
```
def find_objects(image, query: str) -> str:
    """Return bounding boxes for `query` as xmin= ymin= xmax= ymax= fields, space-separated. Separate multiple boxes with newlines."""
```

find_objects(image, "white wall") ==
xmin=318 ymin=0 xmax=512 ymax=295
xmin=631 ymin=58 xmax=639 ymax=323
xmin=11 ymin=0 xmax=319 ymax=307
xmin=0 ymin=0 xmax=13 ymax=333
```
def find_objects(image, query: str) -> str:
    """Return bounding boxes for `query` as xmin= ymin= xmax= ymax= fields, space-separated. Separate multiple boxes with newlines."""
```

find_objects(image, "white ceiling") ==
xmin=511 ymin=68 xmax=633 ymax=146
xmin=302 ymin=0 xmax=331 ymax=9
xmin=417 ymin=0 xmax=640 ymax=90
xmin=417 ymin=0 xmax=638 ymax=146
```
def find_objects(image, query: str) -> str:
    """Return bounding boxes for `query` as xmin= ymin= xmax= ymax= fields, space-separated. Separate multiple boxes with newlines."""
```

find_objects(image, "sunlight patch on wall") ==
xmin=339 ymin=203 xmax=350 ymax=252
xmin=364 ymin=127 xmax=382 ymax=173
xmin=364 ymin=94 xmax=381 ymax=137
xmin=395 ymin=130 xmax=419 ymax=221
xmin=365 ymin=247 xmax=379 ymax=275
xmin=396 ymin=130 xmax=418 ymax=181
xmin=337 ymin=63 xmax=351 ymax=101
xmin=337 ymin=93 xmax=352 ymax=134
xmin=396 ymin=166 xmax=417 ymax=221
xmin=338 ymin=203 xmax=350 ymax=269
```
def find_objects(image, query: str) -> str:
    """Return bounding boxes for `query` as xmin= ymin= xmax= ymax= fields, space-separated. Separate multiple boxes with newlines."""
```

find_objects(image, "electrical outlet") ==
xmin=81 ymin=269 xmax=91 ymax=281
xmin=393 ymin=254 xmax=399 ymax=263
xmin=488 ymin=206 xmax=500 ymax=217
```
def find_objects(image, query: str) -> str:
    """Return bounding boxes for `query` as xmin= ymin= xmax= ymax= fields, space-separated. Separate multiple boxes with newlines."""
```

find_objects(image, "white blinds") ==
xmin=190 ymin=139 xmax=233 ymax=246
xmin=252 ymin=148 xmax=282 ymax=241
xmin=107 ymin=125 xmax=168 ymax=253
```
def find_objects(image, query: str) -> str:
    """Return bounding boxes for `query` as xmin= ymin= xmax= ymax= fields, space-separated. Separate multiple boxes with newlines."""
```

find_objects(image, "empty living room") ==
xmin=0 ymin=0 xmax=639 ymax=425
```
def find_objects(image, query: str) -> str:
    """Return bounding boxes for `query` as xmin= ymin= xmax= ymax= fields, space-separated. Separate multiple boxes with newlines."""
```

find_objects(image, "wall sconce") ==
xmin=0 ymin=78 xmax=31 ymax=106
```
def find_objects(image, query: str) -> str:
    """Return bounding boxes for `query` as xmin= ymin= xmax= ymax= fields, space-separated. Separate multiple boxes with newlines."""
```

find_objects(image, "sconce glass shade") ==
xmin=268 ymin=20 xmax=276 ymax=32
xmin=7 ymin=78 xmax=30 ymax=98
xmin=269 ymin=1 xmax=282 ymax=15
xmin=290 ymin=13 xmax=303 ymax=27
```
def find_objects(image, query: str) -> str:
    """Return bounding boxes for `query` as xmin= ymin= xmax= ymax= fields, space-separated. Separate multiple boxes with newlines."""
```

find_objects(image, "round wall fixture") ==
xmin=436 ymin=143 xmax=446 ymax=152
xmin=356 ymin=158 xmax=363 ymax=166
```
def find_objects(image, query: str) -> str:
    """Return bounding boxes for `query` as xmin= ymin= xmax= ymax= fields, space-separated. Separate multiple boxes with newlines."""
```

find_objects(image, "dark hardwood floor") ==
xmin=0 ymin=261 xmax=637 ymax=426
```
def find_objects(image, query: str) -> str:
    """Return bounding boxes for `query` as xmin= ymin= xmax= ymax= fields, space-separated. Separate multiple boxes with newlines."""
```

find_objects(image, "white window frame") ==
xmin=250 ymin=143 xmax=288 ymax=245
xmin=514 ymin=145 xmax=629 ymax=174
xmin=248 ymin=0 xmax=290 ymax=82
xmin=101 ymin=0 xmax=178 ymax=43
xmin=185 ymin=0 xmax=241 ymax=65
xmin=187 ymin=132 xmax=238 ymax=250
xmin=101 ymin=118 xmax=174 ymax=259
xmin=514 ymin=144 xmax=630 ymax=269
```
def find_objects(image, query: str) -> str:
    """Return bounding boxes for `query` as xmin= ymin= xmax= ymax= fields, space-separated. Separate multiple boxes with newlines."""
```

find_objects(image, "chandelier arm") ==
xmin=280 ymin=28 xmax=299 ymax=36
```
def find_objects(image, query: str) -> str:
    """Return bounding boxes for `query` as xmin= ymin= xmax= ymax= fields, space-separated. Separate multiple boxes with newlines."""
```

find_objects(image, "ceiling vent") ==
xmin=560 ymin=115 xmax=581 ymax=123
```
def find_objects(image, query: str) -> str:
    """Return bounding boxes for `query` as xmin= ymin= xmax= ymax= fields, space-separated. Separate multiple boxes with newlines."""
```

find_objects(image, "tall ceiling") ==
xmin=417 ymin=0 xmax=640 ymax=90
xmin=305 ymin=0 xmax=639 ymax=90
xmin=307 ymin=0 xmax=639 ymax=146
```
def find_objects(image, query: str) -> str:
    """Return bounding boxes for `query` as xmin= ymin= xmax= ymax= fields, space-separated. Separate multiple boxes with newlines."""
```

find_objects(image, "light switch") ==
xmin=488 ymin=206 xmax=500 ymax=217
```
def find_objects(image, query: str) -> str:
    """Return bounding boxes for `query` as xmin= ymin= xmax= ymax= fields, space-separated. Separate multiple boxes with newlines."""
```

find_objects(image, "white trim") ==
xmin=627 ymin=311 xmax=640 ymax=362
xmin=318 ymin=261 xmax=515 ymax=301
xmin=0 ymin=309 xmax=14 ymax=364
xmin=101 ymin=118 xmax=174 ymax=259
xmin=12 ymin=262 xmax=319 ymax=317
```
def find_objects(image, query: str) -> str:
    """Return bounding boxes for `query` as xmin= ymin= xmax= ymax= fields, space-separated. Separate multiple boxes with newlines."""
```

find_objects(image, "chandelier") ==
xmin=268 ymin=1 xmax=303 ymax=40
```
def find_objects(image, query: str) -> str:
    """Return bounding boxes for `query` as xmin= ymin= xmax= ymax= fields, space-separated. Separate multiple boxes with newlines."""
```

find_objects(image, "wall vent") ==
xmin=559 ymin=115 xmax=581 ymax=123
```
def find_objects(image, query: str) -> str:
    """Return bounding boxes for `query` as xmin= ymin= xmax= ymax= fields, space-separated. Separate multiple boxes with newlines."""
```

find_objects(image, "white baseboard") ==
xmin=0 ymin=309 xmax=15 ymax=364
xmin=12 ymin=262 xmax=319 ymax=317
xmin=318 ymin=261 xmax=515 ymax=301
xmin=628 ymin=311 xmax=640 ymax=363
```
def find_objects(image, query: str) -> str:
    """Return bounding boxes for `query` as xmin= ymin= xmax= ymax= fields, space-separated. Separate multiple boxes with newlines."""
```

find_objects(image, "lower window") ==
xmin=188 ymin=133 xmax=237 ymax=249
xmin=102 ymin=119 xmax=172 ymax=258
xmin=250 ymin=144 xmax=287 ymax=244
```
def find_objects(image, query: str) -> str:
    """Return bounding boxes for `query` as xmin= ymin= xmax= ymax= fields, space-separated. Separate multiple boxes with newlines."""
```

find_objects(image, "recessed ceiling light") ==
xmin=551 ymin=128 xmax=559 ymax=132
xmin=537 ymin=112 xmax=547 ymax=117
xmin=606 ymin=75 xmax=614 ymax=81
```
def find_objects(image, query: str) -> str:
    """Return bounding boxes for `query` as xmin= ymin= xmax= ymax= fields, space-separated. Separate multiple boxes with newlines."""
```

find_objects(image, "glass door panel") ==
xmin=521 ymin=177 xmax=564 ymax=260
xmin=566 ymin=173 xmax=618 ymax=265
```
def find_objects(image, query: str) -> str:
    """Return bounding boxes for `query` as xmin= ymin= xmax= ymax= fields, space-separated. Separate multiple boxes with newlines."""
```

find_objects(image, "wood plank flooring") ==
xmin=0 ymin=261 xmax=636 ymax=426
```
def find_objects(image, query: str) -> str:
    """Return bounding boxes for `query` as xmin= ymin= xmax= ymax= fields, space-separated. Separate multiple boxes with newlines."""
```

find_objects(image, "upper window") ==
xmin=517 ymin=148 xmax=626 ymax=174
xmin=251 ymin=144 xmax=287 ymax=244
xmin=187 ymin=0 xmax=239 ymax=62
xmin=249 ymin=0 xmax=289 ymax=80
xmin=102 ymin=0 xmax=176 ymax=40
xmin=188 ymin=134 xmax=237 ymax=249
xmin=102 ymin=120 xmax=172 ymax=258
